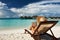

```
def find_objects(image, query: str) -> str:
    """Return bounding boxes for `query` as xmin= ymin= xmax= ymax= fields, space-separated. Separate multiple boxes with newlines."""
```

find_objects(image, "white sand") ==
xmin=0 ymin=28 xmax=34 ymax=40
xmin=47 ymin=26 xmax=60 ymax=38
xmin=0 ymin=26 xmax=59 ymax=40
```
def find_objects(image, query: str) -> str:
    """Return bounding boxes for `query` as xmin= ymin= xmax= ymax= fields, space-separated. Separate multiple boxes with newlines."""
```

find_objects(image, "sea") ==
xmin=0 ymin=18 xmax=59 ymax=29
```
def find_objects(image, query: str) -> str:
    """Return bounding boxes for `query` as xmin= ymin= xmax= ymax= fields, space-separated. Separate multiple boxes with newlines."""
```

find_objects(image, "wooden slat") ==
xmin=33 ymin=21 xmax=58 ymax=35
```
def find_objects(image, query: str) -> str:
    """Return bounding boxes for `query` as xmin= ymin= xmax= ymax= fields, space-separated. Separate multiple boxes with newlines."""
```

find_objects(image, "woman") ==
xmin=29 ymin=22 xmax=37 ymax=33
xmin=24 ymin=16 xmax=47 ymax=34
xmin=29 ymin=16 xmax=47 ymax=33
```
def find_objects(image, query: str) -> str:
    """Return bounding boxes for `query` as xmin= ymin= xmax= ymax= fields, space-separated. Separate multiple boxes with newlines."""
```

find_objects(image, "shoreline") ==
xmin=0 ymin=28 xmax=25 ymax=34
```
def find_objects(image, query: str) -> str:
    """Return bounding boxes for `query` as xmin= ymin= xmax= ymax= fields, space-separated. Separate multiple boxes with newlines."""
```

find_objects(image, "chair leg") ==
xmin=50 ymin=29 xmax=55 ymax=37
xmin=52 ymin=37 xmax=58 ymax=40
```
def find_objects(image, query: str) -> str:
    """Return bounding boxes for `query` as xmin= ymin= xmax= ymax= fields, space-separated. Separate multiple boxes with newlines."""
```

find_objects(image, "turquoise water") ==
xmin=0 ymin=19 xmax=36 ymax=29
xmin=0 ymin=19 xmax=59 ymax=29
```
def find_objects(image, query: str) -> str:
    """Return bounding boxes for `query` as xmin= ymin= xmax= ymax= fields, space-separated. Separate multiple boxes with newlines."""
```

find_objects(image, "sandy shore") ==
xmin=0 ymin=26 xmax=60 ymax=40
xmin=0 ymin=28 xmax=34 ymax=40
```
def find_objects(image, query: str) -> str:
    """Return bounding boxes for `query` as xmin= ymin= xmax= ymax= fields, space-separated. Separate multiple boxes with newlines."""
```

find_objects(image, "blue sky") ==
xmin=0 ymin=0 xmax=60 ymax=18
xmin=0 ymin=0 xmax=47 ymax=8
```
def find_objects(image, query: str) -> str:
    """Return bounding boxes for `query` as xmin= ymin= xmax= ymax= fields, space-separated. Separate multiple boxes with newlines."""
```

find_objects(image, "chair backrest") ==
xmin=33 ymin=21 xmax=58 ymax=35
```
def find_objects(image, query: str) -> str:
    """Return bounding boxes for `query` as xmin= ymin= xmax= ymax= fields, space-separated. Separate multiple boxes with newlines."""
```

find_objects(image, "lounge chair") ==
xmin=24 ymin=21 xmax=58 ymax=40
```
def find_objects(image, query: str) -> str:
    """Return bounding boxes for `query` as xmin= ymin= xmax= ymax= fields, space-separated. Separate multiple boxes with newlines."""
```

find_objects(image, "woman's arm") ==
xmin=29 ymin=26 xmax=32 ymax=30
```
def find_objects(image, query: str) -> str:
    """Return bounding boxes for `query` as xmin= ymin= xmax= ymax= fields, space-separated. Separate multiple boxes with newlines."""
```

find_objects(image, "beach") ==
xmin=0 ymin=26 xmax=59 ymax=40
xmin=0 ymin=28 xmax=34 ymax=40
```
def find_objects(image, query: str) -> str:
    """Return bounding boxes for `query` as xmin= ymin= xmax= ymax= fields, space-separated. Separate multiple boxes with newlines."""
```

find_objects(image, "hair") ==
xmin=36 ymin=16 xmax=47 ymax=24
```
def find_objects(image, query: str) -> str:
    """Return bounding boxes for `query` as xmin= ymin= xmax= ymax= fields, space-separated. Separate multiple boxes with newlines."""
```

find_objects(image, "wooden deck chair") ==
xmin=24 ymin=21 xmax=58 ymax=40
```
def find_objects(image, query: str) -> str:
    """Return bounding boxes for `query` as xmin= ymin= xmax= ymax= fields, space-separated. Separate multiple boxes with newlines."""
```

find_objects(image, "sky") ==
xmin=0 ymin=0 xmax=60 ymax=18
xmin=0 ymin=0 xmax=48 ymax=8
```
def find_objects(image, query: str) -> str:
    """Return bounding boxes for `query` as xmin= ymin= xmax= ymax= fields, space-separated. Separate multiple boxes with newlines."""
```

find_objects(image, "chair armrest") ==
xmin=24 ymin=29 xmax=33 ymax=34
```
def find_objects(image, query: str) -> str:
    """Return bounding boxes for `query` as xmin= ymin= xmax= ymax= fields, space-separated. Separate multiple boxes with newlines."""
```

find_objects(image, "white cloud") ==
xmin=0 ymin=2 xmax=8 ymax=9
xmin=0 ymin=2 xmax=19 ymax=18
xmin=0 ymin=2 xmax=6 ymax=7
xmin=0 ymin=12 xmax=3 ymax=16
xmin=10 ymin=8 xmax=18 ymax=13
xmin=52 ymin=0 xmax=60 ymax=1
xmin=10 ymin=1 xmax=60 ymax=17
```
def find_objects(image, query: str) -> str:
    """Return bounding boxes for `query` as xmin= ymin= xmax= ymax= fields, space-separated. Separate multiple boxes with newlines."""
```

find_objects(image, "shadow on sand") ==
xmin=32 ymin=33 xmax=60 ymax=40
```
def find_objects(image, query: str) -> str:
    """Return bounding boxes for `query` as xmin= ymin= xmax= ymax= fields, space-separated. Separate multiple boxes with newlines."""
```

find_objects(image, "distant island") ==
xmin=0 ymin=16 xmax=59 ymax=19
xmin=20 ymin=16 xmax=60 ymax=19
xmin=20 ymin=16 xmax=37 ymax=19
xmin=47 ymin=17 xmax=60 ymax=19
